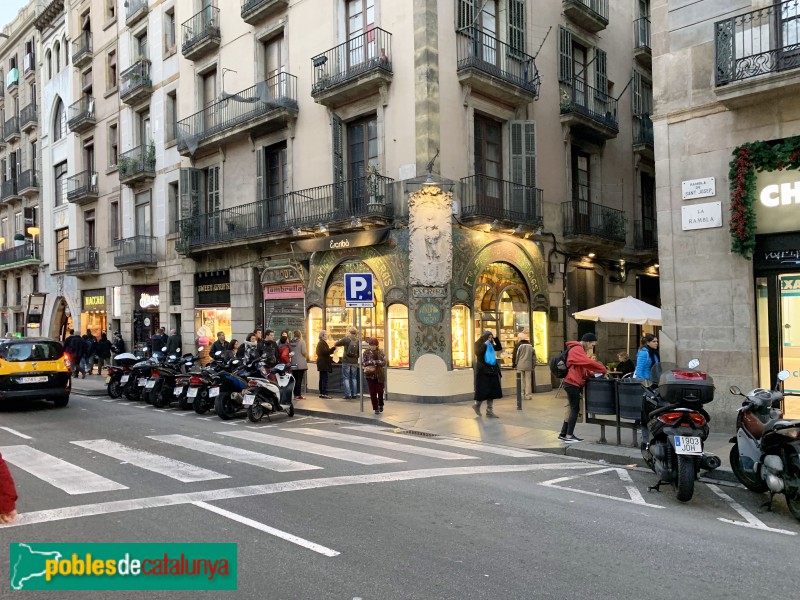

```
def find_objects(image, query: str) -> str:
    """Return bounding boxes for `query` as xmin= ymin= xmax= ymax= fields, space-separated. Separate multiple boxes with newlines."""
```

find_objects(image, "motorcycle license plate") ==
xmin=209 ymin=387 xmax=220 ymax=398
xmin=187 ymin=387 xmax=198 ymax=398
xmin=145 ymin=380 xmax=156 ymax=389
xmin=174 ymin=386 xmax=182 ymax=396
xmin=105 ymin=376 xmax=111 ymax=384
xmin=674 ymin=436 xmax=702 ymax=455
xmin=121 ymin=375 xmax=130 ymax=383
xmin=242 ymin=394 xmax=255 ymax=406
xmin=138 ymin=378 xmax=147 ymax=387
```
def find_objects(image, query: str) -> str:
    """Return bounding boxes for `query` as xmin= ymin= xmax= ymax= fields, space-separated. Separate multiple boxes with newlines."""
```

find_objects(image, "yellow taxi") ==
xmin=0 ymin=337 xmax=71 ymax=407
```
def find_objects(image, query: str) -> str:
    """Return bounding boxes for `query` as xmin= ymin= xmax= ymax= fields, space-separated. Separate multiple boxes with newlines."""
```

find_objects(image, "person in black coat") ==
xmin=63 ymin=329 xmax=83 ymax=377
xmin=473 ymin=330 xmax=502 ymax=418
xmin=315 ymin=331 xmax=336 ymax=399
xmin=94 ymin=333 xmax=113 ymax=374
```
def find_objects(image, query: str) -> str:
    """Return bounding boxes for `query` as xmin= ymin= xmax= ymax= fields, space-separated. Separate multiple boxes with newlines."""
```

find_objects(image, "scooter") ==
xmin=213 ymin=357 xmax=267 ymax=420
xmin=105 ymin=352 xmax=139 ymax=398
xmin=243 ymin=363 xmax=295 ymax=422
xmin=150 ymin=350 xmax=190 ymax=408
xmin=729 ymin=370 xmax=800 ymax=520
xmin=641 ymin=359 xmax=721 ymax=502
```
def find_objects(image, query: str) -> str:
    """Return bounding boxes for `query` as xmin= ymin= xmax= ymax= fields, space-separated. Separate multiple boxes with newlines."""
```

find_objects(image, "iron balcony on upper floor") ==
xmin=120 ymin=59 xmax=152 ymax=106
xmin=182 ymin=6 xmax=221 ymax=61
xmin=634 ymin=17 xmax=652 ymax=68
xmin=17 ymin=169 xmax=39 ymax=198
xmin=714 ymin=0 xmax=800 ymax=107
xmin=72 ymin=32 xmax=93 ymax=69
xmin=67 ymin=96 xmax=96 ymax=133
xmin=126 ymin=0 xmax=148 ymax=26
xmin=66 ymin=170 xmax=99 ymax=205
xmin=632 ymin=114 xmax=654 ymax=160
xmin=634 ymin=218 xmax=658 ymax=257
xmin=0 ymin=241 xmax=41 ymax=271
xmin=311 ymin=27 xmax=393 ymax=108
xmin=20 ymin=103 xmax=37 ymax=133
xmin=0 ymin=179 xmax=19 ymax=203
xmin=118 ymin=145 xmax=155 ymax=186
xmin=241 ymin=0 xmax=288 ymax=25
xmin=114 ymin=235 xmax=157 ymax=270
xmin=560 ymin=79 xmax=618 ymax=140
xmin=561 ymin=200 xmax=627 ymax=254
xmin=65 ymin=246 xmax=99 ymax=276
xmin=3 ymin=116 xmax=20 ymax=143
xmin=458 ymin=175 xmax=543 ymax=229
xmin=176 ymin=174 xmax=395 ymax=255
xmin=177 ymin=74 xmax=298 ymax=159
xmin=563 ymin=0 xmax=609 ymax=33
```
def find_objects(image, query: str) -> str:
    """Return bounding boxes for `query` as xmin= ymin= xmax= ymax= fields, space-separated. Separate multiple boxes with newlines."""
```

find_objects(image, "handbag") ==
xmin=363 ymin=365 xmax=377 ymax=377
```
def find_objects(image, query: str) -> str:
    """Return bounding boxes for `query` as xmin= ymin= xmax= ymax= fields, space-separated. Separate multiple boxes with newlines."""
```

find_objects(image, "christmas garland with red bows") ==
xmin=729 ymin=136 xmax=800 ymax=258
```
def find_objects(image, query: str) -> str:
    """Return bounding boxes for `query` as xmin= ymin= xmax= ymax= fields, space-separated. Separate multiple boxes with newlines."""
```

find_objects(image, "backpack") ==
xmin=549 ymin=346 xmax=572 ymax=379
xmin=346 ymin=338 xmax=359 ymax=359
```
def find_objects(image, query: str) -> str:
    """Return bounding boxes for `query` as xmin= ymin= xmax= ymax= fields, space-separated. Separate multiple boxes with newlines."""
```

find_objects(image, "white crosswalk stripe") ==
xmin=286 ymin=428 xmax=478 ymax=460
xmin=0 ymin=445 xmax=128 ymax=495
xmin=147 ymin=434 xmax=321 ymax=473
xmin=215 ymin=430 xmax=404 ymax=465
xmin=71 ymin=439 xmax=230 ymax=483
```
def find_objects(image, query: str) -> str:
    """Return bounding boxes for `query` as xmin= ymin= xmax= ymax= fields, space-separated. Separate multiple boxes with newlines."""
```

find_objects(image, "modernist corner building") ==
xmin=652 ymin=1 xmax=800 ymax=424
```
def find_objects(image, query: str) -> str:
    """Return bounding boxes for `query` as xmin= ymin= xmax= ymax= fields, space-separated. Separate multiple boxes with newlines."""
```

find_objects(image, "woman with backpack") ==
xmin=473 ymin=331 xmax=503 ymax=418
xmin=558 ymin=333 xmax=607 ymax=443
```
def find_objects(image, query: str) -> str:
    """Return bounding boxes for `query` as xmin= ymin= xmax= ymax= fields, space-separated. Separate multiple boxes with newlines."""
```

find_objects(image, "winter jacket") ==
xmin=474 ymin=337 xmax=503 ymax=401
xmin=166 ymin=334 xmax=182 ymax=355
xmin=315 ymin=340 xmax=335 ymax=372
xmin=210 ymin=340 xmax=228 ymax=356
xmin=635 ymin=347 xmax=659 ymax=380
xmin=564 ymin=341 xmax=607 ymax=388
xmin=289 ymin=338 xmax=308 ymax=370
xmin=0 ymin=452 xmax=17 ymax=515
xmin=63 ymin=334 xmax=84 ymax=359
xmin=262 ymin=340 xmax=279 ymax=368
xmin=95 ymin=338 xmax=112 ymax=359
xmin=277 ymin=343 xmax=291 ymax=365
xmin=334 ymin=335 xmax=360 ymax=365
xmin=362 ymin=348 xmax=386 ymax=381
xmin=515 ymin=341 xmax=535 ymax=371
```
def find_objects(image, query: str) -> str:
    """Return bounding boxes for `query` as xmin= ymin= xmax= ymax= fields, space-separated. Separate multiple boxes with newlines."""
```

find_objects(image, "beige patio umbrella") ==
xmin=572 ymin=296 xmax=662 ymax=357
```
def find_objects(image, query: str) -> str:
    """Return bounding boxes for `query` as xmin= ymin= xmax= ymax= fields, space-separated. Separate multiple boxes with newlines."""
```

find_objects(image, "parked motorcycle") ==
xmin=105 ymin=353 xmax=139 ymax=398
xmin=140 ymin=350 xmax=168 ymax=404
xmin=171 ymin=352 xmax=201 ymax=410
xmin=641 ymin=359 xmax=721 ymax=502
xmin=729 ymin=370 xmax=800 ymax=520
xmin=150 ymin=351 xmax=191 ymax=408
xmin=190 ymin=352 xmax=230 ymax=415
xmin=214 ymin=357 xmax=267 ymax=420
xmin=243 ymin=363 xmax=296 ymax=423
xmin=122 ymin=350 xmax=157 ymax=401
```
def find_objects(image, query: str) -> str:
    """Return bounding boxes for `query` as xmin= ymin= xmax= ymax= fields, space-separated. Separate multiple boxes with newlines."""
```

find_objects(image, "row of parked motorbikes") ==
xmin=104 ymin=346 xmax=295 ymax=423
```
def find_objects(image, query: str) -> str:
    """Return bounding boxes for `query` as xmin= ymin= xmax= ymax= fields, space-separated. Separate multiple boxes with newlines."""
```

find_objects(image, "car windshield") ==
xmin=0 ymin=342 xmax=64 ymax=362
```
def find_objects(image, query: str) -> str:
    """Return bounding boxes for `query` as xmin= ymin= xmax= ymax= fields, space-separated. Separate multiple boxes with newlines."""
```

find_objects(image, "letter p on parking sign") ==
xmin=344 ymin=273 xmax=374 ymax=307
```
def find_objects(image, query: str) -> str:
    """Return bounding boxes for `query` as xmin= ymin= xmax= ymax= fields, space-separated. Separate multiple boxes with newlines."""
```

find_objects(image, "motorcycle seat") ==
xmin=766 ymin=419 xmax=800 ymax=434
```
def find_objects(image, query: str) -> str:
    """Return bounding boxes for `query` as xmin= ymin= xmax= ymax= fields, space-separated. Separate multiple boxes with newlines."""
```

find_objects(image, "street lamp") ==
xmin=27 ymin=227 xmax=39 ymax=259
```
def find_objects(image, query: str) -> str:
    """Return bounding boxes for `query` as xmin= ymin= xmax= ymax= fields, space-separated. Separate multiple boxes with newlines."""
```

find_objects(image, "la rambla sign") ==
xmin=756 ymin=171 xmax=800 ymax=234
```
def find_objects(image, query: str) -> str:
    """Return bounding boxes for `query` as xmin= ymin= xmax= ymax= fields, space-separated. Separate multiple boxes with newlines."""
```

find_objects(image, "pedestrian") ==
xmin=473 ymin=331 xmax=502 ymax=417
xmin=63 ymin=328 xmax=83 ymax=377
xmin=0 ymin=451 xmax=18 ymax=524
xmin=225 ymin=339 xmax=239 ymax=362
xmin=334 ymin=327 xmax=360 ymax=399
xmin=616 ymin=352 xmax=636 ymax=377
xmin=80 ymin=329 xmax=97 ymax=377
xmin=634 ymin=334 xmax=659 ymax=382
xmin=254 ymin=327 xmax=267 ymax=357
xmin=315 ymin=331 xmax=335 ymax=399
xmin=289 ymin=330 xmax=307 ymax=400
xmin=111 ymin=331 xmax=126 ymax=365
xmin=94 ymin=332 xmax=112 ymax=374
xmin=261 ymin=329 xmax=278 ymax=368
xmin=277 ymin=334 xmax=291 ymax=365
xmin=237 ymin=333 xmax=254 ymax=359
xmin=362 ymin=337 xmax=387 ymax=414
xmin=165 ymin=328 xmax=182 ymax=355
xmin=210 ymin=332 xmax=228 ymax=357
xmin=513 ymin=332 xmax=535 ymax=401
xmin=558 ymin=332 xmax=607 ymax=443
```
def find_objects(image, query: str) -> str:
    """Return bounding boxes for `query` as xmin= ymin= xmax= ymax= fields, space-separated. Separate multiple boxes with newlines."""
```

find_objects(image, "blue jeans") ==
xmin=342 ymin=363 xmax=359 ymax=398
xmin=80 ymin=355 xmax=94 ymax=374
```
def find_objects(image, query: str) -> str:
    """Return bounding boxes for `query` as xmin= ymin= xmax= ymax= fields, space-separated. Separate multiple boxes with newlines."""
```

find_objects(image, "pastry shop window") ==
xmin=451 ymin=304 xmax=472 ymax=369
xmin=194 ymin=308 xmax=231 ymax=341
xmin=386 ymin=304 xmax=409 ymax=368
xmin=531 ymin=294 xmax=549 ymax=364
xmin=324 ymin=262 xmax=384 ymax=350
xmin=307 ymin=306 xmax=323 ymax=361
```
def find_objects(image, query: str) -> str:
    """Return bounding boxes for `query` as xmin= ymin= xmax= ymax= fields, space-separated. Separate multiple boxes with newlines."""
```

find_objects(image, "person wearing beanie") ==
xmin=473 ymin=330 xmax=503 ymax=418
xmin=558 ymin=332 xmax=606 ymax=443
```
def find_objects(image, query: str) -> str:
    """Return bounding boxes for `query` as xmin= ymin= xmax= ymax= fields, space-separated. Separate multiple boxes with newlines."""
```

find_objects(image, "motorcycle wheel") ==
xmin=123 ymin=385 xmax=138 ymax=401
xmin=177 ymin=393 xmax=189 ymax=411
xmin=675 ymin=456 xmax=696 ymax=502
xmin=728 ymin=444 xmax=768 ymax=493
xmin=215 ymin=393 xmax=236 ymax=420
xmin=107 ymin=381 xmax=123 ymax=399
xmin=286 ymin=402 xmax=295 ymax=417
xmin=151 ymin=381 xmax=168 ymax=408
xmin=247 ymin=402 xmax=264 ymax=423
xmin=193 ymin=390 xmax=210 ymax=414
xmin=786 ymin=457 xmax=800 ymax=521
xmin=142 ymin=388 xmax=152 ymax=405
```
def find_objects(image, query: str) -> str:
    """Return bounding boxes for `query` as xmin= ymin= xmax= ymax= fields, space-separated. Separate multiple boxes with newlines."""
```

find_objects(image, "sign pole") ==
xmin=358 ymin=308 xmax=363 ymax=413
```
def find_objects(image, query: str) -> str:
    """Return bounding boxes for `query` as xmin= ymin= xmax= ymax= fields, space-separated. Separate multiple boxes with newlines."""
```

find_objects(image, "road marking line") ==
xmin=148 ymin=434 xmax=321 ymax=473
xmin=220 ymin=421 xmax=240 ymax=426
xmin=133 ymin=405 xmax=148 ymax=409
xmin=216 ymin=430 xmax=404 ymax=465
xmin=540 ymin=467 xmax=665 ymax=508
xmin=708 ymin=484 xmax=797 ymax=536
xmin=71 ymin=439 xmax=230 ymax=483
xmin=4 ymin=463 xmax=597 ymax=528
xmin=193 ymin=501 xmax=340 ymax=557
xmin=171 ymin=412 xmax=191 ymax=417
xmin=0 ymin=427 xmax=32 ymax=440
xmin=0 ymin=445 xmax=128 ymax=495
xmin=288 ymin=428 xmax=478 ymax=460
xmin=101 ymin=399 xmax=116 ymax=403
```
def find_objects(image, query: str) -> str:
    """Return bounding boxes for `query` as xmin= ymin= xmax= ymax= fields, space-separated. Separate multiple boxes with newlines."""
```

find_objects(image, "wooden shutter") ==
xmin=255 ymin=146 xmax=265 ymax=201
xmin=508 ymin=0 xmax=525 ymax=56
xmin=207 ymin=166 xmax=220 ymax=213
xmin=632 ymin=69 xmax=642 ymax=116
xmin=510 ymin=120 xmax=537 ymax=216
xmin=332 ymin=113 xmax=344 ymax=209
xmin=594 ymin=47 xmax=608 ymax=95
xmin=179 ymin=167 xmax=204 ymax=219
xmin=456 ymin=0 xmax=475 ymax=30
xmin=557 ymin=27 xmax=572 ymax=84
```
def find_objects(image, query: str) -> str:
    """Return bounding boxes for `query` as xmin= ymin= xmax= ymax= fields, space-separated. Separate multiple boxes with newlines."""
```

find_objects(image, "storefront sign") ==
xmin=264 ymin=283 xmax=305 ymax=300
xmin=755 ymin=171 xmax=800 ymax=234
xmin=195 ymin=271 xmax=231 ymax=307
xmin=417 ymin=302 xmax=443 ymax=326
xmin=134 ymin=286 xmax=161 ymax=310
xmin=82 ymin=290 xmax=106 ymax=312
xmin=411 ymin=286 xmax=447 ymax=298
xmin=681 ymin=177 xmax=716 ymax=200
xmin=781 ymin=276 xmax=800 ymax=296
xmin=261 ymin=263 xmax=302 ymax=285
xmin=292 ymin=228 xmax=391 ymax=253
xmin=681 ymin=201 xmax=722 ymax=230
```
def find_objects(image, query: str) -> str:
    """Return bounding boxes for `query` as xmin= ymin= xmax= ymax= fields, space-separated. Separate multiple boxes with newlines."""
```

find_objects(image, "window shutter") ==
xmin=179 ymin=167 xmax=203 ymax=219
xmin=508 ymin=0 xmax=525 ymax=56
xmin=557 ymin=27 xmax=572 ymax=84
xmin=456 ymin=0 xmax=475 ymax=30
xmin=510 ymin=120 xmax=536 ymax=216
xmin=208 ymin=166 xmax=220 ymax=213
xmin=255 ymin=146 xmax=264 ymax=201
xmin=594 ymin=48 xmax=608 ymax=95
xmin=632 ymin=69 xmax=642 ymax=116
xmin=332 ymin=113 xmax=344 ymax=209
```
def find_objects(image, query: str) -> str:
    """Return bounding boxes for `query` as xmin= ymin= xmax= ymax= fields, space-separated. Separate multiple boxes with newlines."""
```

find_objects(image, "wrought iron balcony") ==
xmin=632 ymin=114 xmax=654 ymax=158
xmin=1 ymin=179 xmax=18 ymax=202
xmin=559 ymin=79 xmax=618 ymax=140
xmin=634 ymin=219 xmax=658 ymax=251
xmin=459 ymin=175 xmax=543 ymax=227
xmin=67 ymin=96 xmax=96 ymax=133
xmin=119 ymin=145 xmax=155 ymax=185
xmin=311 ymin=27 xmax=392 ymax=108
xmin=563 ymin=0 xmax=609 ymax=33
xmin=120 ymin=59 xmax=152 ymax=106
xmin=65 ymin=246 xmax=99 ymax=275
xmin=72 ymin=31 xmax=93 ymax=68
xmin=182 ymin=6 xmax=221 ymax=61
xmin=177 ymin=74 xmax=298 ymax=158
xmin=177 ymin=175 xmax=395 ymax=253
xmin=17 ymin=169 xmax=38 ymax=197
xmin=0 ymin=241 xmax=41 ymax=270
xmin=3 ymin=116 xmax=20 ymax=143
xmin=634 ymin=17 xmax=651 ymax=66
xmin=20 ymin=103 xmax=37 ymax=133
xmin=456 ymin=27 xmax=540 ymax=106
xmin=67 ymin=170 xmax=99 ymax=205
xmin=562 ymin=201 xmax=627 ymax=246
xmin=126 ymin=0 xmax=148 ymax=26
xmin=23 ymin=52 xmax=35 ymax=80
xmin=241 ymin=0 xmax=288 ymax=25
xmin=114 ymin=235 xmax=157 ymax=268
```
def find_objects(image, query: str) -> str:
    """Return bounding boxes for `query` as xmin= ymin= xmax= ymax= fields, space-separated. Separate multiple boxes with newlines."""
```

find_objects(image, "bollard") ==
xmin=516 ymin=371 xmax=522 ymax=410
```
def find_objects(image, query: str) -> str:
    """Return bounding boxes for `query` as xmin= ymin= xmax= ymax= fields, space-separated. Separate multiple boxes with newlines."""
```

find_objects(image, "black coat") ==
xmin=315 ymin=340 xmax=335 ymax=373
xmin=95 ymin=339 xmax=112 ymax=359
xmin=474 ymin=337 xmax=503 ymax=401
xmin=64 ymin=335 xmax=83 ymax=359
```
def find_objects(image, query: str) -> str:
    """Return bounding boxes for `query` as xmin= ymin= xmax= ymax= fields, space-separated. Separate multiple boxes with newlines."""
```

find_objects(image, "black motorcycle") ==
xmin=105 ymin=353 xmax=139 ymax=398
xmin=150 ymin=352 xmax=193 ymax=408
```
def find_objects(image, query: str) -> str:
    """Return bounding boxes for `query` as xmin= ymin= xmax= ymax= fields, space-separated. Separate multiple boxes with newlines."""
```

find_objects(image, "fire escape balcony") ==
xmin=65 ymin=246 xmax=99 ymax=276
xmin=456 ymin=27 xmax=540 ymax=107
xmin=66 ymin=170 xmax=99 ymax=205
xmin=559 ymin=79 xmax=618 ymax=141
xmin=17 ymin=169 xmax=39 ymax=198
xmin=632 ymin=114 xmax=654 ymax=160
xmin=20 ymin=103 xmax=37 ymax=133
xmin=72 ymin=32 xmax=93 ymax=69
xmin=120 ymin=59 xmax=152 ymax=106
xmin=177 ymin=174 xmax=395 ymax=255
xmin=177 ymin=74 xmax=298 ymax=158
xmin=0 ymin=241 xmax=41 ymax=271
xmin=563 ymin=0 xmax=609 ymax=33
xmin=0 ymin=179 xmax=19 ymax=203
xmin=118 ymin=145 xmax=155 ymax=186
xmin=458 ymin=175 xmax=543 ymax=229
xmin=126 ymin=0 xmax=148 ymax=27
xmin=114 ymin=235 xmax=157 ymax=269
xmin=67 ymin=96 xmax=96 ymax=133
xmin=181 ymin=6 xmax=221 ymax=61
xmin=241 ymin=0 xmax=288 ymax=25
xmin=633 ymin=17 xmax=651 ymax=68
xmin=311 ymin=27 xmax=393 ymax=108
xmin=3 ymin=116 xmax=20 ymax=143
xmin=561 ymin=200 xmax=627 ymax=253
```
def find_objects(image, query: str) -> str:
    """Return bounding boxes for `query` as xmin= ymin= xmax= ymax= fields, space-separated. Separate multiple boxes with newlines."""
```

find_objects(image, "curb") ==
xmin=295 ymin=407 xmax=388 ymax=427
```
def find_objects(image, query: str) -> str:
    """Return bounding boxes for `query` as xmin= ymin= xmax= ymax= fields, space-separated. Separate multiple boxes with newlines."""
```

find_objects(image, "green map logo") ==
xmin=9 ymin=543 xmax=237 ymax=591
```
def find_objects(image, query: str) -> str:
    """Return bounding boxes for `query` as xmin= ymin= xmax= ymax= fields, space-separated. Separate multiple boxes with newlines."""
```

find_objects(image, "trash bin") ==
xmin=617 ymin=379 xmax=646 ymax=420
xmin=585 ymin=377 xmax=616 ymax=415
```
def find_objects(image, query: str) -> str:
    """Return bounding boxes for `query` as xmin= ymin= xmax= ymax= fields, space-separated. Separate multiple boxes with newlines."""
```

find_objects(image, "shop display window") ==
xmin=532 ymin=308 xmax=548 ymax=365
xmin=194 ymin=308 xmax=231 ymax=341
xmin=81 ymin=313 xmax=106 ymax=339
xmin=307 ymin=306 xmax=323 ymax=361
xmin=451 ymin=305 xmax=471 ymax=368
xmin=324 ymin=262 xmax=384 ymax=352
xmin=387 ymin=304 xmax=409 ymax=367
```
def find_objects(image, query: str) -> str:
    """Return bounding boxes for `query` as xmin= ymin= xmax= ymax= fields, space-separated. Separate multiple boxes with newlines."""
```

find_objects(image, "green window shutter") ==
xmin=510 ymin=120 xmax=537 ymax=217
xmin=508 ymin=0 xmax=525 ymax=56
xmin=456 ymin=0 xmax=475 ymax=30
xmin=632 ymin=69 xmax=642 ymax=116
xmin=594 ymin=48 xmax=608 ymax=95
xmin=179 ymin=167 xmax=203 ymax=219
xmin=332 ymin=113 xmax=344 ymax=209
xmin=208 ymin=166 xmax=220 ymax=213
xmin=255 ymin=146 xmax=264 ymax=201
xmin=558 ymin=27 xmax=572 ymax=84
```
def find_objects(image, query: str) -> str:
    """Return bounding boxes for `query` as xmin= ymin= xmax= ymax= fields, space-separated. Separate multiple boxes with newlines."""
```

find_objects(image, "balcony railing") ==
xmin=241 ymin=0 xmax=288 ymax=24
xmin=1 ymin=179 xmax=17 ymax=201
xmin=634 ymin=219 xmax=658 ymax=250
xmin=126 ymin=0 xmax=148 ymax=25
xmin=65 ymin=246 xmax=99 ymax=274
xmin=459 ymin=175 xmax=543 ymax=226
xmin=456 ymin=27 xmax=540 ymax=99
xmin=67 ymin=96 xmax=95 ymax=132
xmin=114 ymin=235 xmax=156 ymax=267
xmin=562 ymin=200 xmax=627 ymax=244
xmin=20 ymin=103 xmax=37 ymax=131
xmin=715 ymin=0 xmax=800 ymax=86
xmin=0 ymin=241 xmax=40 ymax=267
xmin=633 ymin=114 xmax=653 ymax=148
xmin=177 ymin=74 xmax=298 ymax=154
xmin=634 ymin=17 xmax=651 ymax=52
xmin=120 ymin=59 xmax=152 ymax=104
xmin=177 ymin=175 xmax=394 ymax=251
xmin=3 ymin=116 xmax=20 ymax=141
xmin=72 ymin=31 xmax=93 ymax=67
xmin=311 ymin=27 xmax=393 ymax=95
xmin=560 ymin=79 xmax=619 ymax=132
xmin=181 ymin=6 xmax=221 ymax=60
xmin=563 ymin=0 xmax=609 ymax=30
xmin=118 ymin=145 xmax=155 ymax=183
xmin=66 ymin=170 xmax=99 ymax=203
xmin=17 ymin=169 xmax=38 ymax=195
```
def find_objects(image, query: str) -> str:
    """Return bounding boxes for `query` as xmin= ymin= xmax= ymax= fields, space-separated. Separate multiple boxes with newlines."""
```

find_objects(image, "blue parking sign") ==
xmin=344 ymin=273 xmax=374 ymax=307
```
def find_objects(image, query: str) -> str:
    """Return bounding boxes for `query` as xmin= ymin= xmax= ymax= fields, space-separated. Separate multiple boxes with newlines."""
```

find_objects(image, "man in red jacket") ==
xmin=558 ymin=332 xmax=607 ymax=443
xmin=0 ymin=451 xmax=18 ymax=523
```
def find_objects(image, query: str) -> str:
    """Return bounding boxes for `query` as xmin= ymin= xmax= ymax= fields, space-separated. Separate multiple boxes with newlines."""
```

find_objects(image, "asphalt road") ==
xmin=1 ymin=393 xmax=799 ymax=599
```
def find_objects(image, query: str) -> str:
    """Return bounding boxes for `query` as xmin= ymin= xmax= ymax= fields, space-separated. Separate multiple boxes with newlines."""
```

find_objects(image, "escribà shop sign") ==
xmin=195 ymin=271 xmax=231 ymax=307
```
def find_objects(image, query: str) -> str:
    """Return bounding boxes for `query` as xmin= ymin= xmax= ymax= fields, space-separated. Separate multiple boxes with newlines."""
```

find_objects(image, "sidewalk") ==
xmin=71 ymin=376 xmax=736 ymax=482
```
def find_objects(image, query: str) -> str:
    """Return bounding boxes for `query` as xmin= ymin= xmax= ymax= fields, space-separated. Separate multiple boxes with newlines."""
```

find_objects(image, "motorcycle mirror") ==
xmin=729 ymin=385 xmax=742 ymax=395
xmin=778 ymin=370 xmax=791 ymax=382
xmin=161 ymin=346 xmax=167 ymax=352
xmin=687 ymin=358 xmax=700 ymax=369
xmin=176 ymin=348 xmax=181 ymax=353
xmin=215 ymin=351 xmax=222 ymax=357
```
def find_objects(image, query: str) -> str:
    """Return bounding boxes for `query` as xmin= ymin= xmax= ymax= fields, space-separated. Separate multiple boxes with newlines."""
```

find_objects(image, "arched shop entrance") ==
xmin=50 ymin=297 xmax=73 ymax=341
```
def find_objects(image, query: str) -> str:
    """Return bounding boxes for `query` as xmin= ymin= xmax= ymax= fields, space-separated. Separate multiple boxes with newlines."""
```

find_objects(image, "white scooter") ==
xmin=243 ymin=363 xmax=295 ymax=422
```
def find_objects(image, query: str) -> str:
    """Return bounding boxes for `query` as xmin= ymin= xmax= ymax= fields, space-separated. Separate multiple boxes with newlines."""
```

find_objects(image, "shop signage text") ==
xmin=139 ymin=293 xmax=160 ymax=309
xmin=755 ymin=172 xmax=800 ymax=234
xmin=261 ymin=265 xmax=302 ymax=285
xmin=760 ymin=181 xmax=800 ymax=207
xmin=417 ymin=302 xmax=443 ymax=326
xmin=681 ymin=201 xmax=722 ymax=231
xmin=264 ymin=283 xmax=304 ymax=300
xmin=412 ymin=286 xmax=447 ymax=298
xmin=681 ymin=177 xmax=715 ymax=200
xmin=781 ymin=276 xmax=800 ymax=296
xmin=82 ymin=290 xmax=106 ymax=312
xmin=196 ymin=283 xmax=230 ymax=293
xmin=293 ymin=228 xmax=391 ymax=253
